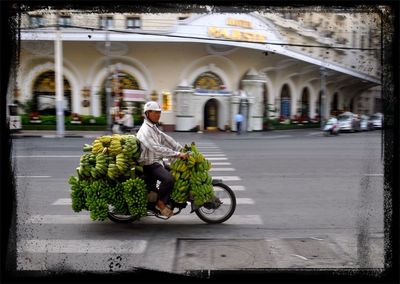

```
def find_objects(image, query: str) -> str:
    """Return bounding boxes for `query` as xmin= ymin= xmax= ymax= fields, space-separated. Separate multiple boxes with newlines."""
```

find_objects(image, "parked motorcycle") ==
xmin=108 ymin=178 xmax=236 ymax=224
xmin=323 ymin=117 xmax=340 ymax=136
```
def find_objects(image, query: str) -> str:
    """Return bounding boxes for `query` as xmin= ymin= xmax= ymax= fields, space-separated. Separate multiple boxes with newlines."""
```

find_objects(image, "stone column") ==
xmin=240 ymin=69 xmax=266 ymax=131
xmin=175 ymin=82 xmax=195 ymax=131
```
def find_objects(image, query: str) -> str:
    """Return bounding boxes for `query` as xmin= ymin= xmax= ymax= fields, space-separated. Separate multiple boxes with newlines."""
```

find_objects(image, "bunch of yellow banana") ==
xmin=109 ymin=137 xmax=123 ymax=155
xmin=91 ymin=139 xmax=105 ymax=154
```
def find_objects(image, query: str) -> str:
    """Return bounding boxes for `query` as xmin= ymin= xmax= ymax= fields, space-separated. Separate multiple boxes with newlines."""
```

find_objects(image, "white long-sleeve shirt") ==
xmin=136 ymin=119 xmax=182 ymax=165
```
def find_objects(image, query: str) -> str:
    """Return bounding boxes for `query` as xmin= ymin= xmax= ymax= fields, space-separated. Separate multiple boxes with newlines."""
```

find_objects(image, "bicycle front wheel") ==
xmin=195 ymin=183 xmax=236 ymax=224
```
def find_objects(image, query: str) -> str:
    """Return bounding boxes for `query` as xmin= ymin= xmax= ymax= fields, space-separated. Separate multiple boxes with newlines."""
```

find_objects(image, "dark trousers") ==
xmin=143 ymin=163 xmax=174 ymax=204
xmin=236 ymin=122 xmax=242 ymax=134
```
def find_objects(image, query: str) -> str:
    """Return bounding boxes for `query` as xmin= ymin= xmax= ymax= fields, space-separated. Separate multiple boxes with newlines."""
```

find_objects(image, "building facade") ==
xmin=12 ymin=8 xmax=382 ymax=131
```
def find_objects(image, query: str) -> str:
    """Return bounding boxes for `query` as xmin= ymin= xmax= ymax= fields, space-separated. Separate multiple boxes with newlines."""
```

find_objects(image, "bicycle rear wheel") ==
xmin=107 ymin=205 xmax=137 ymax=223
xmin=195 ymin=183 xmax=236 ymax=224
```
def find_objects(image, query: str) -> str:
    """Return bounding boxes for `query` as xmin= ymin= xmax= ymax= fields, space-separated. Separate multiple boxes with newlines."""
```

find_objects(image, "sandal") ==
xmin=156 ymin=202 xmax=173 ymax=218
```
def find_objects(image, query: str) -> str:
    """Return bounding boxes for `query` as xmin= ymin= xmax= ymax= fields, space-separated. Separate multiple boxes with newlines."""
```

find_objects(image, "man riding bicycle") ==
xmin=136 ymin=101 xmax=189 ymax=217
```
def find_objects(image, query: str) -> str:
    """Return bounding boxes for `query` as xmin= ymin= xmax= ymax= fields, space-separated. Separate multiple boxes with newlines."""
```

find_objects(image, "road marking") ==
xmin=16 ymin=176 xmax=52 ymax=178
xmin=206 ymin=157 xmax=228 ymax=161
xmin=25 ymin=214 xmax=263 ymax=225
xmin=142 ymin=215 xmax=263 ymax=225
xmin=291 ymin=254 xmax=309 ymax=261
xmin=18 ymin=239 xmax=147 ymax=254
xmin=211 ymin=162 xmax=231 ymax=166
xmin=203 ymin=154 xmax=226 ymax=157
xmin=212 ymin=176 xmax=241 ymax=181
xmin=228 ymin=185 xmax=246 ymax=191
xmin=209 ymin=168 xmax=235 ymax=172
xmin=220 ymin=198 xmax=254 ymax=205
xmin=263 ymin=135 xmax=292 ymax=139
xmin=310 ymin=237 xmax=324 ymax=241
xmin=201 ymin=152 xmax=224 ymax=155
xmin=52 ymin=198 xmax=71 ymax=205
xmin=15 ymin=155 xmax=81 ymax=158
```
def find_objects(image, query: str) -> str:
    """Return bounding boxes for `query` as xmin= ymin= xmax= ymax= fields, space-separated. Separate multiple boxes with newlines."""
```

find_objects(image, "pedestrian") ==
xmin=136 ymin=101 xmax=189 ymax=217
xmin=118 ymin=109 xmax=134 ymax=133
xmin=235 ymin=113 xmax=244 ymax=135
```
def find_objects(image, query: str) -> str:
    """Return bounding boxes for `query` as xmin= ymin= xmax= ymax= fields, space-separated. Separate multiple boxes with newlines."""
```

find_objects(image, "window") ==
xmin=30 ymin=15 xmax=43 ymax=28
xmin=58 ymin=16 xmax=71 ymax=27
xmin=126 ymin=17 xmax=141 ymax=29
xmin=162 ymin=91 xmax=172 ymax=111
xmin=100 ymin=16 xmax=113 ymax=28
xmin=194 ymin=72 xmax=223 ymax=91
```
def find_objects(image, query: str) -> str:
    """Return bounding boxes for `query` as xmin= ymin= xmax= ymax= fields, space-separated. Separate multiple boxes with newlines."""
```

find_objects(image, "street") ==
xmin=11 ymin=129 xmax=384 ymax=275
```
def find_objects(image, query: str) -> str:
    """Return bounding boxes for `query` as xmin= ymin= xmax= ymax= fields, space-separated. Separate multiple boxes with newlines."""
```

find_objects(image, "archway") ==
xmin=193 ymin=71 xmax=224 ymax=92
xmin=331 ymin=92 xmax=339 ymax=116
xmin=280 ymin=84 xmax=291 ymax=119
xmin=32 ymin=71 xmax=71 ymax=115
xmin=100 ymin=71 xmax=142 ymax=118
xmin=204 ymin=99 xmax=219 ymax=130
xmin=301 ymin=87 xmax=310 ymax=119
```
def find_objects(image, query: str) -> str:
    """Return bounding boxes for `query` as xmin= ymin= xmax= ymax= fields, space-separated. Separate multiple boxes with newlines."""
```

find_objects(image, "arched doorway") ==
xmin=316 ymin=90 xmax=323 ymax=120
xmin=101 ymin=71 xmax=142 ymax=120
xmin=280 ymin=84 xmax=291 ymax=119
xmin=32 ymin=71 xmax=71 ymax=115
xmin=204 ymin=99 xmax=218 ymax=130
xmin=331 ymin=92 xmax=339 ymax=116
xmin=301 ymin=87 xmax=310 ymax=119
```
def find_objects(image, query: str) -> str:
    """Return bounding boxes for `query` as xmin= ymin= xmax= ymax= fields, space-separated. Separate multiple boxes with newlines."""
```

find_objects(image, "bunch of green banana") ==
xmin=83 ymin=144 xmax=92 ymax=152
xmin=171 ymin=179 xmax=190 ymax=203
xmin=169 ymin=142 xmax=215 ymax=206
xmin=107 ymin=162 xmax=120 ymax=180
xmin=121 ymin=135 xmax=140 ymax=159
xmin=77 ymin=153 xmax=93 ymax=177
xmin=69 ymin=176 xmax=88 ymax=212
xmin=122 ymin=178 xmax=147 ymax=218
xmin=94 ymin=153 xmax=108 ymax=175
xmin=116 ymin=153 xmax=128 ymax=172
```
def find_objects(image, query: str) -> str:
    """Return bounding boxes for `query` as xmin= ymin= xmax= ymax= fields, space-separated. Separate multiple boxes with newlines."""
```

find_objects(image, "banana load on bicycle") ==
xmin=68 ymin=101 xmax=236 ymax=224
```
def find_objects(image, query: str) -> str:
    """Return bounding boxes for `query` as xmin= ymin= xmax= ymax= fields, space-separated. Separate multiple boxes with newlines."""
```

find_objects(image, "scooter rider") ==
xmin=136 ymin=101 xmax=189 ymax=217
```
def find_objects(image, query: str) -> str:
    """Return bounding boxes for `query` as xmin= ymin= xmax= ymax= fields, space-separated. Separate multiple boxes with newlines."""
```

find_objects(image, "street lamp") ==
xmin=320 ymin=66 xmax=327 ymax=128
xmin=55 ymin=20 xmax=65 ymax=137
xmin=104 ymin=17 xmax=112 ymax=132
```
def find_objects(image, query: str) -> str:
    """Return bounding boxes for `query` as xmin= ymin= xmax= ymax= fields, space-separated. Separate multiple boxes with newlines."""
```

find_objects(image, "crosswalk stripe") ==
xmin=206 ymin=157 xmax=228 ymax=161
xmin=210 ymin=162 xmax=231 ymax=166
xmin=209 ymin=168 xmax=235 ymax=172
xmin=25 ymin=214 xmax=262 ymax=225
xmin=203 ymin=154 xmax=226 ymax=157
xmin=229 ymin=185 xmax=246 ymax=191
xmin=18 ymin=239 xmax=147 ymax=254
xmin=52 ymin=198 xmax=71 ymax=205
xmin=212 ymin=176 xmax=241 ymax=181
xmin=221 ymin=198 xmax=254 ymax=205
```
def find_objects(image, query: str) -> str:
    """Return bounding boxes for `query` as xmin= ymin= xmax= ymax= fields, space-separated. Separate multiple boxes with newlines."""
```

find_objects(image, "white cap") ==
xmin=144 ymin=101 xmax=162 ymax=112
